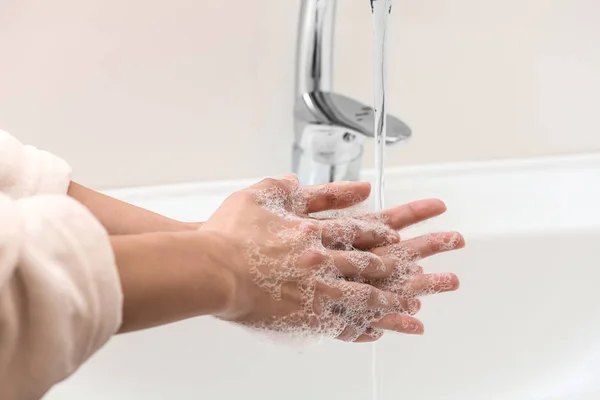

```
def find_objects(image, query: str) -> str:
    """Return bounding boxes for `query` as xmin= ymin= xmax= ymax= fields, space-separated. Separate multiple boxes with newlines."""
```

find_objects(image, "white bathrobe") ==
xmin=0 ymin=130 xmax=123 ymax=399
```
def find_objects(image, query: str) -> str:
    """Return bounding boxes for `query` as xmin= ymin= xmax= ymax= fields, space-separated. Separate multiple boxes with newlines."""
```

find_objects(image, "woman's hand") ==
xmin=113 ymin=176 xmax=399 ymax=334
xmin=199 ymin=175 xmax=464 ymax=343
xmin=113 ymin=175 xmax=463 ymax=341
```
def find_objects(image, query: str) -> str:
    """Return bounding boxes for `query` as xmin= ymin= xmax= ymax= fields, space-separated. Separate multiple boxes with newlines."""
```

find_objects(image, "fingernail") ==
xmin=407 ymin=299 xmax=421 ymax=315
xmin=415 ymin=323 xmax=425 ymax=335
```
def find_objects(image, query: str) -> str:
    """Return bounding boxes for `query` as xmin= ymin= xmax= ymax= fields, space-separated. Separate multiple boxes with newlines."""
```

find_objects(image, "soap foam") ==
xmin=240 ymin=184 xmax=459 ymax=344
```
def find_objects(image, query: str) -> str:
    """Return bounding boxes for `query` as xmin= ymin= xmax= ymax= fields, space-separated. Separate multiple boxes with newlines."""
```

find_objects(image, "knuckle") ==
xmin=324 ymin=191 xmax=338 ymax=205
xmin=350 ymin=222 xmax=362 ymax=238
xmin=392 ymin=318 xmax=406 ymax=331
xmin=260 ymin=178 xmax=279 ymax=188
xmin=407 ymin=201 xmax=418 ymax=213
xmin=370 ymin=255 xmax=388 ymax=273
xmin=304 ymin=222 xmax=322 ymax=234
xmin=296 ymin=222 xmax=322 ymax=240
xmin=283 ymin=174 xmax=300 ymax=188
xmin=303 ymin=249 xmax=330 ymax=266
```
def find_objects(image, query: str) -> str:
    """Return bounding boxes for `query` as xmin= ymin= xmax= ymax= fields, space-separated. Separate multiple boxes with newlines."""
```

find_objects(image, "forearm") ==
xmin=68 ymin=182 xmax=200 ymax=235
xmin=111 ymin=231 xmax=233 ymax=333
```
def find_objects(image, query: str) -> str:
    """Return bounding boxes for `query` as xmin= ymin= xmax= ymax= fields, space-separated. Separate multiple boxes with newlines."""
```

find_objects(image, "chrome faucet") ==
xmin=292 ymin=0 xmax=412 ymax=185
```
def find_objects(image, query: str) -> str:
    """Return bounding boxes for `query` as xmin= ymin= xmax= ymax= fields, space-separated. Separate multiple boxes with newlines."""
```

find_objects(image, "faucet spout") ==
xmin=295 ymin=0 xmax=336 ymax=98
xmin=293 ymin=0 xmax=412 ymax=185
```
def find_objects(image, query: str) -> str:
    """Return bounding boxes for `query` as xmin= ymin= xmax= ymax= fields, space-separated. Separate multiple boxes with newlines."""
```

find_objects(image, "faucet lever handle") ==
xmin=300 ymin=91 xmax=412 ymax=144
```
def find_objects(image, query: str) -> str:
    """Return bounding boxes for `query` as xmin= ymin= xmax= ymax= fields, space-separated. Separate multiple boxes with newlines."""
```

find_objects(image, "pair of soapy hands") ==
xmin=200 ymin=174 xmax=463 ymax=343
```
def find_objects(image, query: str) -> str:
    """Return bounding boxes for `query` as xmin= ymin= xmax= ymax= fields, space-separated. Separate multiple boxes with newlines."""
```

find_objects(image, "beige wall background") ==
xmin=1 ymin=0 xmax=599 ymax=189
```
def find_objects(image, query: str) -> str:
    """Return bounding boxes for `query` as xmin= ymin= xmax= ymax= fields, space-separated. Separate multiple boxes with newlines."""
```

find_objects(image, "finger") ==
xmin=370 ymin=231 xmax=465 ymax=261
xmin=303 ymin=182 xmax=371 ymax=214
xmin=372 ymin=314 xmax=425 ymax=335
xmin=318 ymin=280 xmax=420 ymax=313
xmin=353 ymin=328 xmax=385 ymax=343
xmin=402 ymin=273 xmax=460 ymax=297
xmin=337 ymin=326 xmax=359 ymax=342
xmin=402 ymin=232 xmax=466 ymax=258
xmin=320 ymin=218 xmax=399 ymax=250
xmin=329 ymin=250 xmax=396 ymax=279
xmin=362 ymin=199 xmax=447 ymax=231
xmin=354 ymin=336 xmax=379 ymax=343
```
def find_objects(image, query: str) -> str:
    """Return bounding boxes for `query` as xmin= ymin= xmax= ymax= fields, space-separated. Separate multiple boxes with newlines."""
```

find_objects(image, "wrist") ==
xmin=150 ymin=219 xmax=201 ymax=233
xmin=179 ymin=221 xmax=203 ymax=231
xmin=175 ymin=230 xmax=235 ymax=317
xmin=112 ymin=230 xmax=234 ymax=333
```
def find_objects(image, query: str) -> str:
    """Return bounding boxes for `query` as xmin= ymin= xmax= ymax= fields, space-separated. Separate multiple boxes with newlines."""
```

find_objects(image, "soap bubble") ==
xmin=237 ymin=182 xmax=458 ymax=344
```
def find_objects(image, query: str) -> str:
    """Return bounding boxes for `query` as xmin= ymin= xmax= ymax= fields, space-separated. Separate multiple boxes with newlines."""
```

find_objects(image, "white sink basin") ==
xmin=47 ymin=154 xmax=600 ymax=400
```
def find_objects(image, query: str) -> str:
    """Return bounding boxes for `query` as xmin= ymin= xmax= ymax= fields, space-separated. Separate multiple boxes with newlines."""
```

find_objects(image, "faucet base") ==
xmin=293 ymin=144 xmax=362 ymax=185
